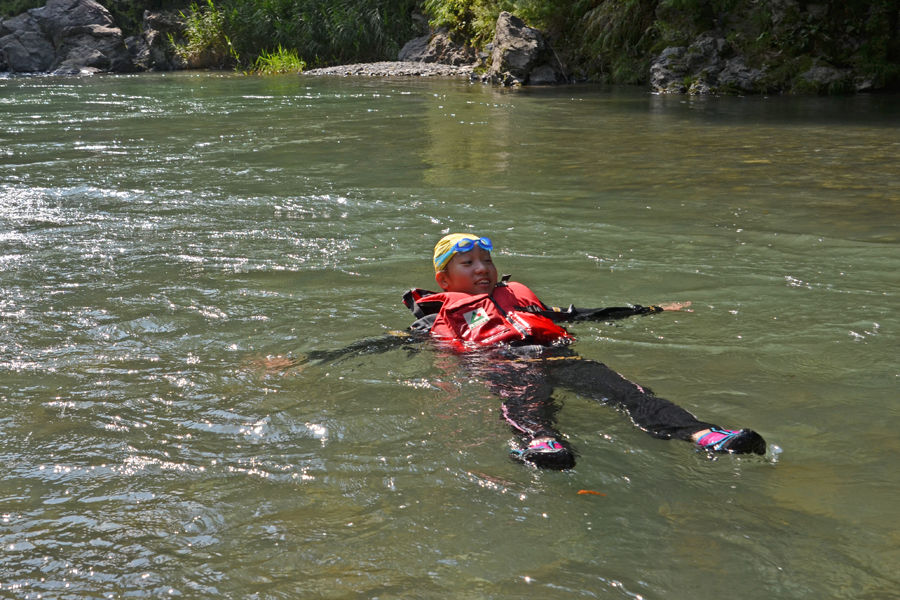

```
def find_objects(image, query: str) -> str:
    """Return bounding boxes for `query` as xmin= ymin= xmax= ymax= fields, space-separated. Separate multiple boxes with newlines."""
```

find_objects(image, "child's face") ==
xmin=435 ymin=246 xmax=498 ymax=295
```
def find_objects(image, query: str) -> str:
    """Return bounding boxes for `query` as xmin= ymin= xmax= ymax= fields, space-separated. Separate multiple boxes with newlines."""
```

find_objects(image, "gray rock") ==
xmin=684 ymin=32 xmax=728 ymax=74
xmin=796 ymin=64 xmax=851 ymax=93
xmin=51 ymin=23 xmax=133 ymax=72
xmin=717 ymin=58 xmax=764 ymax=93
xmin=50 ymin=62 xmax=100 ymax=75
xmin=650 ymin=46 xmax=687 ymax=93
xmin=57 ymin=40 xmax=110 ymax=69
xmin=1 ymin=30 xmax=56 ymax=72
xmin=30 ymin=0 xmax=115 ymax=45
xmin=129 ymin=10 xmax=187 ymax=71
xmin=489 ymin=12 xmax=545 ymax=84
xmin=0 ymin=0 xmax=135 ymax=74
xmin=398 ymin=30 xmax=476 ymax=66
xmin=1 ymin=11 xmax=44 ymax=35
xmin=528 ymin=64 xmax=559 ymax=85
xmin=143 ymin=9 xmax=185 ymax=37
xmin=484 ymin=11 xmax=563 ymax=85
xmin=688 ymin=77 xmax=713 ymax=95
xmin=769 ymin=0 xmax=800 ymax=27
xmin=0 ymin=12 xmax=56 ymax=73
xmin=855 ymin=76 xmax=874 ymax=92
xmin=800 ymin=65 xmax=845 ymax=85
xmin=651 ymin=33 xmax=763 ymax=94
xmin=125 ymin=34 xmax=144 ymax=58
xmin=398 ymin=33 xmax=429 ymax=61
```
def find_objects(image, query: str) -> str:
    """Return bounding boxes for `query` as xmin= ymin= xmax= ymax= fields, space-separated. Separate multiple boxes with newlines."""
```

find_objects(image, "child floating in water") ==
xmin=403 ymin=233 xmax=766 ymax=469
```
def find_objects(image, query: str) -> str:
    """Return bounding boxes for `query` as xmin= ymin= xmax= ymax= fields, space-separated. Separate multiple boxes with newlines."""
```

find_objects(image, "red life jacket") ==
xmin=403 ymin=281 xmax=573 ymax=348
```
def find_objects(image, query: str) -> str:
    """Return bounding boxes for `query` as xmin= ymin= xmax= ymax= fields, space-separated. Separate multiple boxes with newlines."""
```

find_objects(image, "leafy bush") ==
xmin=422 ymin=0 xmax=510 ymax=44
xmin=420 ymin=0 xmax=588 ymax=45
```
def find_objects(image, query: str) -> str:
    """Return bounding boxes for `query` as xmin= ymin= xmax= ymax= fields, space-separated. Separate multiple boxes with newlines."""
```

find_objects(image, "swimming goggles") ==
xmin=434 ymin=236 xmax=493 ymax=271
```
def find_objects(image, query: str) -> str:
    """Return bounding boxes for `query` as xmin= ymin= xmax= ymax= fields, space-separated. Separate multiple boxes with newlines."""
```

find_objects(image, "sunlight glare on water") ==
xmin=1 ymin=72 xmax=899 ymax=599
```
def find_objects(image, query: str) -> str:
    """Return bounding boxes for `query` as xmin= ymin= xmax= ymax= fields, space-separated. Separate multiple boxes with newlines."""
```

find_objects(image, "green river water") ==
xmin=1 ymin=72 xmax=899 ymax=599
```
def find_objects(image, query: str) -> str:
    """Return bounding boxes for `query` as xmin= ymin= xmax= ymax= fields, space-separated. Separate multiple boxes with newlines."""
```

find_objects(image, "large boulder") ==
xmin=398 ymin=29 xmax=476 ymax=66
xmin=0 ymin=14 xmax=56 ymax=72
xmin=126 ymin=10 xmax=187 ymax=71
xmin=51 ymin=23 xmax=133 ymax=74
xmin=0 ymin=0 xmax=133 ymax=74
xmin=29 ymin=0 xmax=115 ymax=44
xmin=487 ymin=12 xmax=561 ymax=85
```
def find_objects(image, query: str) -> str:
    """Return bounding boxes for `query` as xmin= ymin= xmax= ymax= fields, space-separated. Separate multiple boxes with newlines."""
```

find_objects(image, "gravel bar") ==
xmin=303 ymin=61 xmax=475 ymax=78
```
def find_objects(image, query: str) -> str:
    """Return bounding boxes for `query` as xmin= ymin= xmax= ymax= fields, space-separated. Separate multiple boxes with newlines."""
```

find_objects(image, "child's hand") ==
xmin=658 ymin=301 xmax=692 ymax=312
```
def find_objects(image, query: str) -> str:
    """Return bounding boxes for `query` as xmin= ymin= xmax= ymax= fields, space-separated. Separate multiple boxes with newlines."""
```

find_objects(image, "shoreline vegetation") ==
xmin=2 ymin=0 xmax=898 ymax=93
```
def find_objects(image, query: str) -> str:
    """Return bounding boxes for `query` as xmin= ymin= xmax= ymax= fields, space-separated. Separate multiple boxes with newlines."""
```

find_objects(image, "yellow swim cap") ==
xmin=433 ymin=233 xmax=482 ymax=272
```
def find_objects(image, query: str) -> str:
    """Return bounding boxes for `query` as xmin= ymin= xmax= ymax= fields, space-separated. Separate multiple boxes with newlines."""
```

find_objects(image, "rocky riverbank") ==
xmin=305 ymin=12 xmax=564 ymax=86
xmin=3 ymin=0 xmax=897 ymax=94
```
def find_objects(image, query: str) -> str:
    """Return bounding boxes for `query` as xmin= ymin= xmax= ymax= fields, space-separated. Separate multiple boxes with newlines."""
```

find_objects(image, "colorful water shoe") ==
xmin=696 ymin=427 xmax=766 ymax=455
xmin=511 ymin=436 xmax=576 ymax=470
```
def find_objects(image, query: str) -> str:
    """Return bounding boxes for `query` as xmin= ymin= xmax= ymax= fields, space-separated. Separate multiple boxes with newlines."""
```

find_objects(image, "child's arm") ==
xmin=523 ymin=301 xmax=690 ymax=323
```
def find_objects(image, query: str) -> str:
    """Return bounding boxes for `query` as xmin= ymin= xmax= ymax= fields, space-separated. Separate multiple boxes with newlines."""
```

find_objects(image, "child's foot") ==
xmin=511 ymin=436 xmax=576 ymax=470
xmin=695 ymin=427 xmax=766 ymax=455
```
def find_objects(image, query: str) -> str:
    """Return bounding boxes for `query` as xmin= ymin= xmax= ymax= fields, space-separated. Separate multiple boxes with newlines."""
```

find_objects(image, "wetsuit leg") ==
xmin=472 ymin=357 xmax=560 ymax=439
xmin=544 ymin=357 xmax=714 ymax=441
xmin=473 ymin=356 xmax=578 ymax=469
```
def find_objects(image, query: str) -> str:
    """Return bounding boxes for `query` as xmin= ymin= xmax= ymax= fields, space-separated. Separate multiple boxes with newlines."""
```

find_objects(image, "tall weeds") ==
xmin=172 ymin=0 xmax=240 ymax=68
xmin=579 ymin=0 xmax=658 ymax=82
xmin=221 ymin=0 xmax=418 ymax=67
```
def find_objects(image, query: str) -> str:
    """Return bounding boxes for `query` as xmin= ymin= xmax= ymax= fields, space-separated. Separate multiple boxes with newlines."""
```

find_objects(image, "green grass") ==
xmin=253 ymin=44 xmax=305 ymax=74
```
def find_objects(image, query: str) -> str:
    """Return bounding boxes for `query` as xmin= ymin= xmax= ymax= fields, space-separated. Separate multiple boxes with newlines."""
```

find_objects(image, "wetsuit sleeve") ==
xmin=521 ymin=304 xmax=663 ymax=323
xmin=299 ymin=331 xmax=426 ymax=365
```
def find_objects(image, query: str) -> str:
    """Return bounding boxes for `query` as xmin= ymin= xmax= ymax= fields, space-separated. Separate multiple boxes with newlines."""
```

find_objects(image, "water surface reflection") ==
xmin=1 ymin=73 xmax=899 ymax=599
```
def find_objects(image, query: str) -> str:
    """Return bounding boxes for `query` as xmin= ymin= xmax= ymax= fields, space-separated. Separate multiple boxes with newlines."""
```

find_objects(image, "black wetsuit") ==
xmin=463 ymin=345 xmax=714 ymax=446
